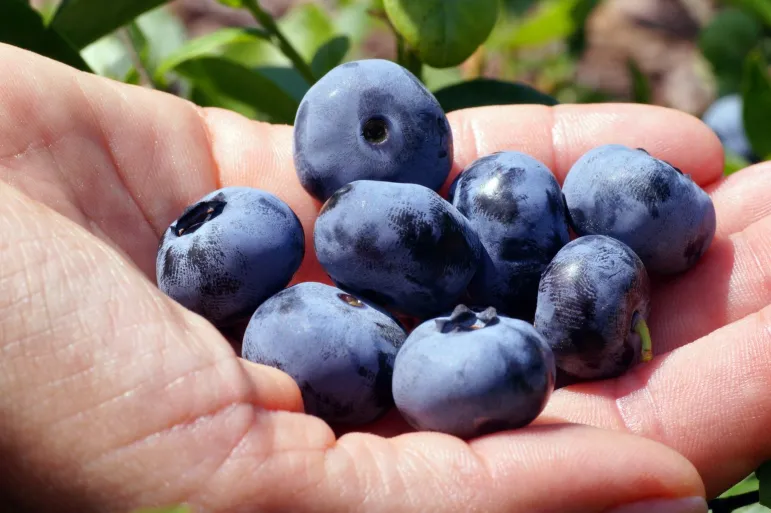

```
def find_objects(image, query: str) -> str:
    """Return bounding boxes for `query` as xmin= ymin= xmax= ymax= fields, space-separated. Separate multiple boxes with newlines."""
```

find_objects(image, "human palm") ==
xmin=1 ymin=44 xmax=769 ymax=513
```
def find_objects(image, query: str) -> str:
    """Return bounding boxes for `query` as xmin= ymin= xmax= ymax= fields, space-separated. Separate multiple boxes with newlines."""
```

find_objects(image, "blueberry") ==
xmin=314 ymin=180 xmax=482 ymax=319
xmin=392 ymin=305 xmax=555 ymax=439
xmin=702 ymin=94 xmax=758 ymax=163
xmin=562 ymin=144 xmax=716 ymax=274
xmin=449 ymin=152 xmax=570 ymax=320
xmin=534 ymin=235 xmax=651 ymax=381
xmin=293 ymin=59 xmax=453 ymax=201
xmin=156 ymin=187 xmax=305 ymax=327
xmin=242 ymin=282 xmax=406 ymax=425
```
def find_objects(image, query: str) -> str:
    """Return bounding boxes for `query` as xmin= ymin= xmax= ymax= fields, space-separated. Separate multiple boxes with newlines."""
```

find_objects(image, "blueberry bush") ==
xmin=0 ymin=0 xmax=770 ymax=511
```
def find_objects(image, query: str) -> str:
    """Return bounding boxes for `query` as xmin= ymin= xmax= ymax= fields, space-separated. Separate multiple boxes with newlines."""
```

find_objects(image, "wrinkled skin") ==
xmin=562 ymin=144 xmax=717 ymax=274
xmin=293 ymin=59 xmax=452 ymax=201
xmin=449 ymin=151 xmax=570 ymax=320
xmin=393 ymin=306 xmax=556 ymax=439
xmin=156 ymin=186 xmax=305 ymax=327
xmin=534 ymin=236 xmax=651 ymax=381
xmin=314 ymin=180 xmax=481 ymax=319
xmin=243 ymin=282 xmax=405 ymax=426
xmin=6 ymin=43 xmax=771 ymax=513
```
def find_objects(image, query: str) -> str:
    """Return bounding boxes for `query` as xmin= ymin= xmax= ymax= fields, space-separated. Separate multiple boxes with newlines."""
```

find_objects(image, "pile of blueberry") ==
xmin=156 ymin=59 xmax=716 ymax=439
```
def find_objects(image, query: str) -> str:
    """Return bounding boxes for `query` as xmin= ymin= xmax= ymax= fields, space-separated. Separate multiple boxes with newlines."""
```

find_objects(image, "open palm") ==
xmin=1 ymin=44 xmax=769 ymax=513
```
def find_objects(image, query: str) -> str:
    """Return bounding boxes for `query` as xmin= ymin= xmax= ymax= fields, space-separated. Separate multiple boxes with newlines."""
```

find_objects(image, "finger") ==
xmin=196 ymin=419 xmax=705 ymax=513
xmin=650 ymin=211 xmax=771 ymax=353
xmin=706 ymin=162 xmax=771 ymax=239
xmin=546 ymin=304 xmax=771 ymax=498
xmin=447 ymin=103 xmax=724 ymax=186
xmin=239 ymin=360 xmax=304 ymax=413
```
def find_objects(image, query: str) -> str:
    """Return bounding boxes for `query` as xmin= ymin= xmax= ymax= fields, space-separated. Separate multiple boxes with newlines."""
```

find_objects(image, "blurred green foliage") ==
xmin=0 ymin=0 xmax=770 ymax=168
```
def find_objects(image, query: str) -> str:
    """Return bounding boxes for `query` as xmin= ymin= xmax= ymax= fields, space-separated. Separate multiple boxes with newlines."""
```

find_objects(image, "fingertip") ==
xmin=239 ymin=359 xmax=305 ymax=413
xmin=552 ymin=103 xmax=725 ymax=186
xmin=445 ymin=103 xmax=725 ymax=188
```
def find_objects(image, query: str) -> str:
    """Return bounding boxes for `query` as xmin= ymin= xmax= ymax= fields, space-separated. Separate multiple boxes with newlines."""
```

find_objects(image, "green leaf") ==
xmin=174 ymin=57 xmax=299 ymax=124
xmin=741 ymin=51 xmax=771 ymax=160
xmin=506 ymin=0 xmax=582 ymax=49
xmin=384 ymin=0 xmax=500 ymax=68
xmin=256 ymin=67 xmax=310 ymax=103
xmin=0 ymin=0 xmax=91 ymax=72
xmin=724 ymin=150 xmax=752 ymax=175
xmin=627 ymin=59 xmax=652 ymax=104
xmin=50 ymin=0 xmax=172 ymax=49
xmin=311 ymin=36 xmax=350 ymax=79
xmin=154 ymin=27 xmax=270 ymax=81
xmin=700 ymin=8 xmax=763 ymax=96
xmin=727 ymin=0 xmax=771 ymax=28
xmin=433 ymin=79 xmax=559 ymax=113
xmin=215 ymin=0 xmax=245 ymax=7
xmin=280 ymin=3 xmax=337 ymax=62
xmin=191 ymin=87 xmax=258 ymax=120
xmin=719 ymin=473 xmax=760 ymax=497
xmin=759 ymin=461 xmax=771 ymax=507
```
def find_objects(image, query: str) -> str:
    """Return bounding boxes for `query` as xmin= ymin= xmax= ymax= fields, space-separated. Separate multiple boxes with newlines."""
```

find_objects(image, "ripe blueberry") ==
xmin=534 ymin=235 xmax=651 ymax=381
xmin=314 ymin=180 xmax=482 ymax=319
xmin=156 ymin=187 xmax=304 ymax=326
xmin=293 ymin=59 xmax=453 ymax=201
xmin=702 ymin=94 xmax=758 ymax=163
xmin=392 ymin=305 xmax=555 ymax=439
xmin=242 ymin=282 xmax=406 ymax=425
xmin=449 ymin=151 xmax=570 ymax=320
xmin=562 ymin=144 xmax=716 ymax=274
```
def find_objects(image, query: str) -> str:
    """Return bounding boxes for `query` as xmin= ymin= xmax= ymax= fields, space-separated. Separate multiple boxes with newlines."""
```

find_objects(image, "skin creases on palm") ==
xmin=0 ymin=44 xmax=770 ymax=512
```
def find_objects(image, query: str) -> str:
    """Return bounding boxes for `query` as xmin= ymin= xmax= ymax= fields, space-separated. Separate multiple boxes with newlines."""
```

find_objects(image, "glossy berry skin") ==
xmin=392 ymin=305 xmax=556 ymax=439
xmin=449 ymin=152 xmax=570 ymax=320
xmin=702 ymin=94 xmax=757 ymax=163
xmin=293 ymin=59 xmax=453 ymax=201
xmin=156 ymin=187 xmax=305 ymax=327
xmin=314 ymin=180 xmax=482 ymax=319
xmin=242 ymin=282 xmax=406 ymax=425
xmin=562 ymin=145 xmax=716 ymax=274
xmin=534 ymin=235 xmax=651 ymax=381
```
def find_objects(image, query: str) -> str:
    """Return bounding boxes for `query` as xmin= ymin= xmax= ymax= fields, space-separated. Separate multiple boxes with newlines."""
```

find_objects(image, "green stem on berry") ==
xmin=634 ymin=317 xmax=653 ymax=362
xmin=241 ymin=0 xmax=317 ymax=85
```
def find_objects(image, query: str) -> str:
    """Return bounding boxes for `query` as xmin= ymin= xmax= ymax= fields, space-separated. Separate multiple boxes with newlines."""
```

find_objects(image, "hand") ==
xmin=0 ymin=43 xmax=768 ymax=513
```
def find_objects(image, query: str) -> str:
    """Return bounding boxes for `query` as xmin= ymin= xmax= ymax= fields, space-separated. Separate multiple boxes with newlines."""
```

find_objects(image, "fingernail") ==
xmin=606 ymin=496 xmax=708 ymax=513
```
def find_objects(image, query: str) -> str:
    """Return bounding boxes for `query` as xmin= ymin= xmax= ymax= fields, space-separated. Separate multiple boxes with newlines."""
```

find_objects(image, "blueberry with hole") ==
xmin=314 ymin=180 xmax=482 ymax=319
xmin=562 ymin=144 xmax=716 ymax=274
xmin=449 ymin=152 xmax=570 ymax=320
xmin=702 ymin=94 xmax=758 ymax=163
xmin=392 ymin=305 xmax=555 ymax=439
xmin=293 ymin=59 xmax=453 ymax=201
xmin=242 ymin=282 xmax=406 ymax=425
xmin=534 ymin=235 xmax=651 ymax=381
xmin=156 ymin=187 xmax=305 ymax=327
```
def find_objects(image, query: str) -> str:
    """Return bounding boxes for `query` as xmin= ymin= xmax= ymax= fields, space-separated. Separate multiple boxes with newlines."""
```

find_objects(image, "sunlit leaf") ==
xmin=311 ymin=36 xmax=350 ymax=79
xmin=384 ymin=0 xmax=499 ymax=68
xmin=50 ymin=0 xmax=172 ymax=49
